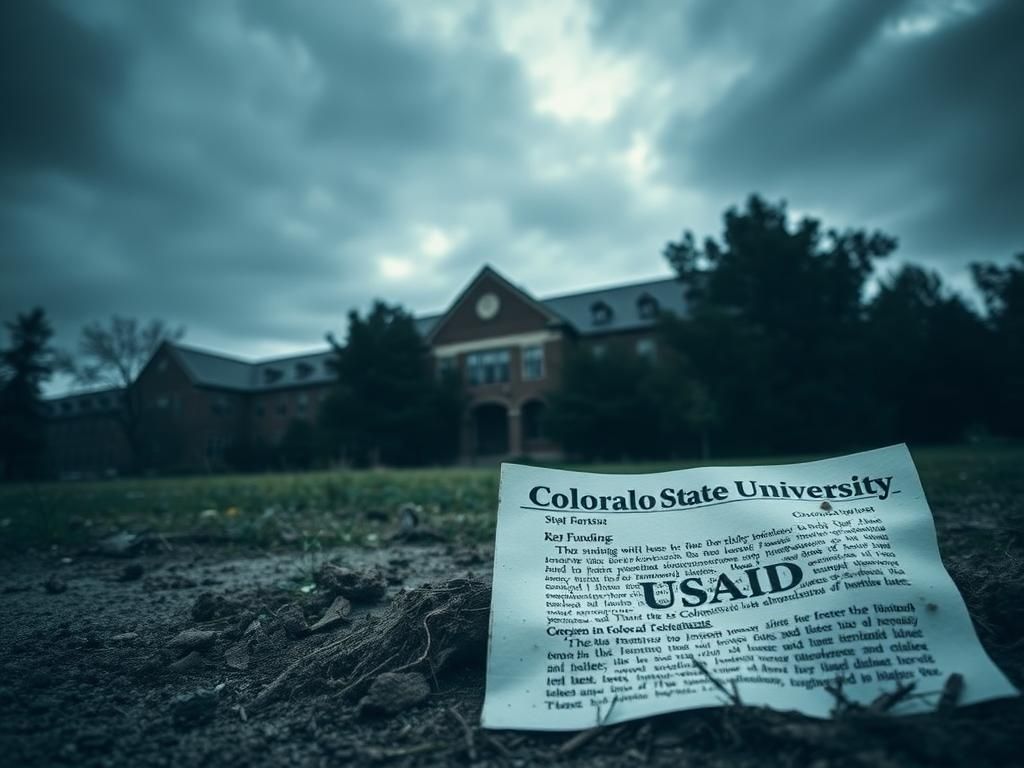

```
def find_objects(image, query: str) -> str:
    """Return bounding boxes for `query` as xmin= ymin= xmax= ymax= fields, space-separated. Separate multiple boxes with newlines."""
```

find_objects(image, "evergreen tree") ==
xmin=866 ymin=265 xmax=989 ymax=443
xmin=321 ymin=301 xmax=463 ymax=466
xmin=972 ymin=253 xmax=1024 ymax=436
xmin=662 ymin=195 xmax=896 ymax=454
xmin=0 ymin=308 xmax=55 ymax=480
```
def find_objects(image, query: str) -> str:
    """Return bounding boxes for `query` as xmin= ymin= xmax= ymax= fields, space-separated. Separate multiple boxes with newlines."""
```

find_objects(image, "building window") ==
xmin=295 ymin=362 xmax=314 ymax=379
xmin=591 ymin=301 xmax=613 ymax=326
xmin=297 ymin=392 xmax=309 ymax=415
xmin=276 ymin=400 xmax=287 ymax=416
xmin=591 ymin=343 xmax=606 ymax=359
xmin=637 ymin=293 xmax=659 ymax=320
xmin=466 ymin=349 xmax=510 ymax=386
xmin=522 ymin=346 xmax=544 ymax=381
xmin=263 ymin=367 xmax=283 ymax=385
xmin=211 ymin=395 xmax=231 ymax=415
xmin=636 ymin=338 xmax=657 ymax=360
xmin=155 ymin=395 xmax=170 ymax=410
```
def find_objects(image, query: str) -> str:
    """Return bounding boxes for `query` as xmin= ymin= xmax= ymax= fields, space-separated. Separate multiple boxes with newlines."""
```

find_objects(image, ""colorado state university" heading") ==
xmin=526 ymin=474 xmax=896 ymax=512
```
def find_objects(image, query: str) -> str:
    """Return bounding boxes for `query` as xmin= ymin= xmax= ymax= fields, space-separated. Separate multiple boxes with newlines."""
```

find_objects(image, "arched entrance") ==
xmin=473 ymin=402 xmax=509 ymax=456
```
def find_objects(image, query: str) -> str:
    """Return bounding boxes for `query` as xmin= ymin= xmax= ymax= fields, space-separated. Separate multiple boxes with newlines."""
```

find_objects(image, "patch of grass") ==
xmin=0 ymin=467 xmax=498 ymax=552
xmin=1 ymin=442 xmax=1021 ymax=554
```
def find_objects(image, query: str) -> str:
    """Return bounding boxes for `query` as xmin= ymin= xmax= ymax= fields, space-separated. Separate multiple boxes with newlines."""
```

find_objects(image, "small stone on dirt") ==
xmin=277 ymin=603 xmax=308 ymax=639
xmin=314 ymin=563 xmax=387 ymax=603
xmin=168 ymin=650 xmax=205 ymax=673
xmin=171 ymin=688 xmax=218 ymax=729
xmin=44 ymin=575 xmax=67 ymax=594
xmin=96 ymin=531 xmax=149 ymax=558
xmin=168 ymin=629 xmax=218 ymax=651
xmin=357 ymin=672 xmax=431 ymax=717
xmin=112 ymin=632 xmax=139 ymax=642
xmin=224 ymin=640 xmax=250 ymax=671
xmin=308 ymin=595 xmax=352 ymax=632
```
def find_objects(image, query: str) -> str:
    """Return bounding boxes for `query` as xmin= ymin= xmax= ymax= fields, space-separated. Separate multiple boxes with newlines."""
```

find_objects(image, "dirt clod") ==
xmin=168 ymin=650 xmax=205 ymax=673
xmin=44 ymin=575 xmax=67 ymax=594
xmin=314 ymin=563 xmax=388 ymax=604
xmin=358 ymin=672 xmax=431 ymax=717
xmin=277 ymin=603 xmax=309 ymax=639
xmin=191 ymin=591 xmax=245 ymax=622
xmin=168 ymin=629 xmax=218 ymax=651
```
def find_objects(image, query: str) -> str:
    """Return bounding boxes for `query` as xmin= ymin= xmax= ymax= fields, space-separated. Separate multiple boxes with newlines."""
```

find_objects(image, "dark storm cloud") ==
xmin=0 ymin=2 xmax=125 ymax=178
xmin=0 ymin=0 xmax=538 ymax=360
xmin=646 ymin=0 xmax=1023 ymax=265
xmin=3 ymin=0 xmax=1021 ymax=384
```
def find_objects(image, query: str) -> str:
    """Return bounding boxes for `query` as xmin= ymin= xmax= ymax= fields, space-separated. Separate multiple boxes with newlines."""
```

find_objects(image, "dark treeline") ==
xmin=547 ymin=195 xmax=1024 ymax=460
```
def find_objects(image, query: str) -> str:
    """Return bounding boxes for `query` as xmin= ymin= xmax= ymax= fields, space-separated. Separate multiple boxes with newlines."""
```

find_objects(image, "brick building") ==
xmin=44 ymin=266 xmax=687 ymax=474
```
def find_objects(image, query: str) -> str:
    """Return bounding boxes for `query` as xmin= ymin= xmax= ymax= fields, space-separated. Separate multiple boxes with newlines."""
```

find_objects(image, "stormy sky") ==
xmin=2 ymin=0 xmax=1021 ymax=370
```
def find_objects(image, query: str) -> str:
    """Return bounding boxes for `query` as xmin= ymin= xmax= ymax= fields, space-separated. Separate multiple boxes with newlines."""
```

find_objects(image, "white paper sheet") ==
xmin=481 ymin=445 xmax=1018 ymax=730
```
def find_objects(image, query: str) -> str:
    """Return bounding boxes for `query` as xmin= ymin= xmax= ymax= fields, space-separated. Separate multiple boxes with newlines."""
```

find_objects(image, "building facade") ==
xmin=44 ymin=266 xmax=688 ymax=474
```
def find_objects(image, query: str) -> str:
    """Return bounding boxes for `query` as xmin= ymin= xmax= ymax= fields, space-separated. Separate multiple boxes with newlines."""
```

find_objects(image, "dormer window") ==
xmin=637 ymin=293 xmax=659 ymax=320
xmin=590 ymin=301 xmax=613 ymax=326
xmin=295 ymin=361 xmax=314 ymax=379
xmin=263 ymin=367 xmax=283 ymax=384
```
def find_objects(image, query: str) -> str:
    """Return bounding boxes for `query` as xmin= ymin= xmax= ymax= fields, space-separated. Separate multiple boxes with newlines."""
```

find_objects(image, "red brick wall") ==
xmin=249 ymin=385 xmax=333 ymax=446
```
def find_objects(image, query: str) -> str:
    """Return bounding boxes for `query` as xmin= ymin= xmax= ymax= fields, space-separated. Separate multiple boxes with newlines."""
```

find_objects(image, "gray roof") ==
xmin=540 ymin=277 xmax=688 ymax=335
xmin=252 ymin=350 xmax=336 ymax=392
xmin=172 ymin=345 xmax=256 ymax=390
xmin=171 ymin=344 xmax=337 ymax=392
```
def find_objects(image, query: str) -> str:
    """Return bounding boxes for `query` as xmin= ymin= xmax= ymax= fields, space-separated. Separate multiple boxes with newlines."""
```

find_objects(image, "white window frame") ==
xmin=521 ymin=345 xmax=545 ymax=381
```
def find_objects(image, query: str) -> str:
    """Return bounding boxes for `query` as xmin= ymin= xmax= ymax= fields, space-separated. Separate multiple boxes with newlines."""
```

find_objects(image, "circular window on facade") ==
xmin=475 ymin=292 xmax=501 ymax=320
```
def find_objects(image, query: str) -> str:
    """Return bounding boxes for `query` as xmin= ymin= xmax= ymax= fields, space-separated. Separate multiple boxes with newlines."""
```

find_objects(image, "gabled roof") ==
xmin=425 ymin=264 xmax=567 ymax=343
xmin=540 ymin=277 xmax=688 ymax=335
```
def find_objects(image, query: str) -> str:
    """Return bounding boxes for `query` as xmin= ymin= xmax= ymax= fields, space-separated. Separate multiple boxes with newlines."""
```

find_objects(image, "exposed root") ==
xmin=253 ymin=577 xmax=490 ymax=709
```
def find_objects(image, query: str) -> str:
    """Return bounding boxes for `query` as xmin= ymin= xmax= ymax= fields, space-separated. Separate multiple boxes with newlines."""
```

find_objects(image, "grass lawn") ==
xmin=2 ymin=442 xmax=1023 ymax=553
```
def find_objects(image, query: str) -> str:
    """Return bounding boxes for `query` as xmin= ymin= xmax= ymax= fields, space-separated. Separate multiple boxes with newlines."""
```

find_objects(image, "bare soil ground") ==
xmin=1 ymin=531 xmax=1022 ymax=768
